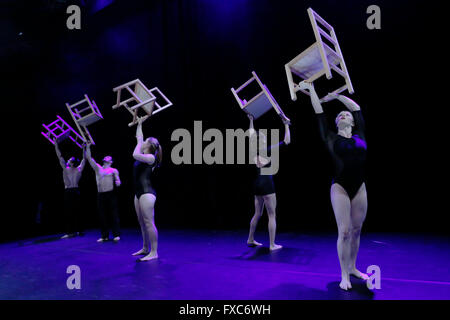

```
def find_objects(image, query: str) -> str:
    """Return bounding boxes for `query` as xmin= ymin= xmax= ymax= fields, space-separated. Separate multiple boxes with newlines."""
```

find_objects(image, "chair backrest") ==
xmin=231 ymin=72 xmax=264 ymax=108
xmin=307 ymin=8 xmax=353 ymax=93
xmin=148 ymin=87 xmax=173 ymax=115
xmin=231 ymin=71 xmax=285 ymax=120
xmin=66 ymin=94 xmax=102 ymax=120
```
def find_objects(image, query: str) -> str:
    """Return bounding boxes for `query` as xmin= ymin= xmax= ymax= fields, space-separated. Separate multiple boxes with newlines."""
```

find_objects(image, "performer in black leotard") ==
xmin=247 ymin=113 xmax=291 ymax=251
xmin=133 ymin=158 xmax=157 ymax=198
xmin=300 ymin=80 xmax=369 ymax=290
xmin=131 ymin=118 xmax=162 ymax=261
xmin=317 ymin=107 xmax=367 ymax=200
xmin=253 ymin=140 xmax=287 ymax=196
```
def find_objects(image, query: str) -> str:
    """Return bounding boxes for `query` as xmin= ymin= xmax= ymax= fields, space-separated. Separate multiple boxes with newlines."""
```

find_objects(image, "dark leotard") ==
xmin=133 ymin=160 xmax=156 ymax=198
xmin=317 ymin=110 xmax=367 ymax=199
xmin=253 ymin=141 xmax=285 ymax=196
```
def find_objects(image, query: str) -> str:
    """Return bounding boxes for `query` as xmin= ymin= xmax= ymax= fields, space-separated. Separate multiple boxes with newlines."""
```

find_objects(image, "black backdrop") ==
xmin=1 ymin=0 xmax=447 ymax=242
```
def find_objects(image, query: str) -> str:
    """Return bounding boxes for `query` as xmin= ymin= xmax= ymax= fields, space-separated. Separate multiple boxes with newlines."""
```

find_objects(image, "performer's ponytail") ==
xmin=150 ymin=138 xmax=162 ymax=168
xmin=155 ymin=143 xmax=162 ymax=168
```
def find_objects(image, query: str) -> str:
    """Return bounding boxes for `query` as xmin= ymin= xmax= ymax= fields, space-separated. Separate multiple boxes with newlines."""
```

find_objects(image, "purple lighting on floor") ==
xmin=1 ymin=229 xmax=449 ymax=299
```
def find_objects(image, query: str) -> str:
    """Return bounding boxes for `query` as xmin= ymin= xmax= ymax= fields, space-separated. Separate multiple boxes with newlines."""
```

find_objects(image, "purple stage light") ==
xmin=88 ymin=0 xmax=116 ymax=14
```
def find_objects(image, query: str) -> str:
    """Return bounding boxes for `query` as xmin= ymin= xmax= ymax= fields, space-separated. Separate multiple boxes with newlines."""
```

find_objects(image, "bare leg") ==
xmin=330 ymin=183 xmax=353 ymax=290
xmin=139 ymin=194 xmax=158 ymax=261
xmin=132 ymin=196 xmax=149 ymax=256
xmin=247 ymin=196 xmax=264 ymax=246
xmin=349 ymin=183 xmax=369 ymax=280
xmin=263 ymin=193 xmax=282 ymax=251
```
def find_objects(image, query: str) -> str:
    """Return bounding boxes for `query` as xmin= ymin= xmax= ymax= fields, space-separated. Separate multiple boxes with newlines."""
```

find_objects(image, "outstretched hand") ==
xmin=281 ymin=115 xmax=291 ymax=126
xmin=298 ymin=80 xmax=314 ymax=91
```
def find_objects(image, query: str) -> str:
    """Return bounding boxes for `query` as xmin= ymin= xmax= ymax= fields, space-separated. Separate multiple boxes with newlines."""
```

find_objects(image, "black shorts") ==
xmin=135 ymin=189 xmax=156 ymax=199
xmin=254 ymin=175 xmax=275 ymax=196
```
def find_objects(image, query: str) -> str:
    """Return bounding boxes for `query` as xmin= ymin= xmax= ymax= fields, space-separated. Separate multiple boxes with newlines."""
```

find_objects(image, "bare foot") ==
xmin=247 ymin=240 xmax=263 ymax=247
xmin=269 ymin=244 xmax=283 ymax=251
xmin=339 ymin=274 xmax=352 ymax=290
xmin=350 ymin=268 xmax=369 ymax=280
xmin=139 ymin=252 xmax=158 ymax=261
xmin=132 ymin=248 xmax=149 ymax=256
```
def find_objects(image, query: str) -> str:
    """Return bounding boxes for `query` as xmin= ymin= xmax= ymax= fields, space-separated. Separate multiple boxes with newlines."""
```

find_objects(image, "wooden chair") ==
xmin=66 ymin=94 xmax=103 ymax=145
xmin=285 ymin=8 xmax=354 ymax=102
xmin=41 ymin=115 xmax=85 ymax=148
xmin=112 ymin=79 xmax=173 ymax=126
xmin=231 ymin=71 xmax=289 ymax=121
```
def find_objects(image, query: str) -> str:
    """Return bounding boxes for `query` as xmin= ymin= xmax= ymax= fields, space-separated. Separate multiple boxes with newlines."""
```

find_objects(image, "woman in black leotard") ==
xmin=131 ymin=119 xmax=162 ymax=261
xmin=247 ymin=113 xmax=291 ymax=251
xmin=300 ymin=81 xmax=369 ymax=290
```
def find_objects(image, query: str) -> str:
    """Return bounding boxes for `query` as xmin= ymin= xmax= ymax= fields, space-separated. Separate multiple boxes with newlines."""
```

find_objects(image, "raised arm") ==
xmin=299 ymin=81 xmax=331 ymax=142
xmin=282 ymin=118 xmax=291 ymax=145
xmin=247 ymin=114 xmax=258 ymax=159
xmin=85 ymin=143 xmax=100 ymax=172
xmin=78 ymin=144 xmax=86 ymax=172
xmin=132 ymin=119 xmax=156 ymax=164
xmin=335 ymin=94 xmax=360 ymax=112
xmin=337 ymin=94 xmax=364 ymax=138
xmin=324 ymin=93 xmax=365 ymax=138
xmin=53 ymin=139 xmax=66 ymax=169
xmin=247 ymin=113 xmax=256 ymax=136
xmin=268 ymin=120 xmax=291 ymax=151
xmin=299 ymin=81 xmax=324 ymax=114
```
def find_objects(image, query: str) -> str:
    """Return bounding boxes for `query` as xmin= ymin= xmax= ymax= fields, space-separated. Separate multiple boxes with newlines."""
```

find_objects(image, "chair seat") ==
xmin=66 ymin=95 xmax=101 ymax=145
xmin=78 ymin=113 xmax=102 ymax=127
xmin=290 ymin=42 xmax=341 ymax=80
xmin=55 ymin=130 xmax=72 ymax=143
xmin=243 ymin=92 xmax=273 ymax=119
xmin=231 ymin=71 xmax=286 ymax=121
xmin=134 ymin=84 xmax=156 ymax=113
xmin=112 ymin=79 xmax=173 ymax=126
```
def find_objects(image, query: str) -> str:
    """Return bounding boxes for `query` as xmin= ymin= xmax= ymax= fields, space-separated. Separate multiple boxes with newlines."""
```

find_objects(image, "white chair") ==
xmin=66 ymin=94 xmax=103 ymax=145
xmin=285 ymin=8 xmax=354 ymax=102
xmin=112 ymin=79 xmax=173 ymax=126
xmin=41 ymin=115 xmax=85 ymax=148
xmin=231 ymin=71 xmax=289 ymax=121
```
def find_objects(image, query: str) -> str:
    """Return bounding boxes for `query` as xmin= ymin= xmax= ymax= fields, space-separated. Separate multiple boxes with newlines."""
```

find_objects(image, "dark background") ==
xmin=0 ymin=0 xmax=446 ymax=242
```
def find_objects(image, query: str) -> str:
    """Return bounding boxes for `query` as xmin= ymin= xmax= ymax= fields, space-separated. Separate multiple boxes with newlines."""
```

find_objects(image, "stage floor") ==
xmin=1 ymin=229 xmax=449 ymax=300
